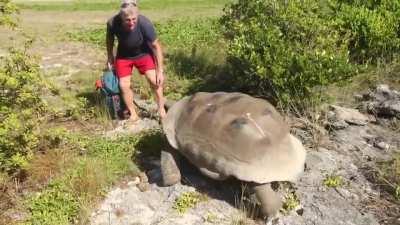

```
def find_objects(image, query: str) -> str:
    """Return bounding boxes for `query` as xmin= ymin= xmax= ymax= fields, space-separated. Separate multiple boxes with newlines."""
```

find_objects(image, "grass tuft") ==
xmin=323 ymin=174 xmax=344 ymax=188
xmin=173 ymin=191 xmax=207 ymax=214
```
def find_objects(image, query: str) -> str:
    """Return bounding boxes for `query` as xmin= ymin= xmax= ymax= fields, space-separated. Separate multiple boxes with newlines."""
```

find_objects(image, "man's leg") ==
xmin=144 ymin=69 xmax=166 ymax=118
xmin=119 ymin=76 xmax=139 ymax=121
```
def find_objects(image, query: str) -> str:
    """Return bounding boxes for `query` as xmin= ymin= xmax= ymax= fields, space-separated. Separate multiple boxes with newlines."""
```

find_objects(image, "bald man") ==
xmin=106 ymin=3 xmax=166 ymax=122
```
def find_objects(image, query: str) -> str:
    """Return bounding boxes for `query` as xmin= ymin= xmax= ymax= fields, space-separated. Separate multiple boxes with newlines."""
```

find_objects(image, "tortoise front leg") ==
xmin=251 ymin=183 xmax=282 ymax=218
xmin=160 ymin=148 xmax=181 ymax=186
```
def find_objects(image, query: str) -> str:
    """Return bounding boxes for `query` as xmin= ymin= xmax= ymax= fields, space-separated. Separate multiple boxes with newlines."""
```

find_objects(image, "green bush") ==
xmin=0 ymin=48 xmax=47 ymax=172
xmin=26 ymin=182 xmax=79 ymax=225
xmin=334 ymin=0 xmax=400 ymax=64
xmin=220 ymin=0 xmax=355 ymax=106
xmin=220 ymin=0 xmax=400 ymax=107
xmin=0 ymin=0 xmax=19 ymax=27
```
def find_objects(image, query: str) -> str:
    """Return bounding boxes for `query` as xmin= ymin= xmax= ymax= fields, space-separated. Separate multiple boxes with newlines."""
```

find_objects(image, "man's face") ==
xmin=122 ymin=14 xmax=138 ymax=31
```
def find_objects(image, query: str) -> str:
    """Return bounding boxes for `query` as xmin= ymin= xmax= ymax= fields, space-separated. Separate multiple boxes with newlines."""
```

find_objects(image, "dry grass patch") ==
xmin=25 ymin=150 xmax=73 ymax=187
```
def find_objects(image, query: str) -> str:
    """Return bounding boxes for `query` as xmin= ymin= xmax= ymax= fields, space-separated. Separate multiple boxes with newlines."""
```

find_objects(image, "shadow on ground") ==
xmin=131 ymin=129 xmax=264 ymax=220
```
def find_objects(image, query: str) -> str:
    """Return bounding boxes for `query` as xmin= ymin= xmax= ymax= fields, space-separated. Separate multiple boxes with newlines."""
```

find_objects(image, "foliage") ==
xmin=220 ymin=0 xmax=400 ymax=107
xmin=26 ymin=182 xmax=79 ymax=225
xmin=220 ymin=0 xmax=355 ymax=107
xmin=281 ymin=192 xmax=300 ymax=214
xmin=333 ymin=0 xmax=400 ymax=64
xmin=323 ymin=174 xmax=343 ymax=188
xmin=133 ymin=129 xmax=167 ymax=159
xmin=0 ymin=0 xmax=18 ymax=27
xmin=173 ymin=191 xmax=207 ymax=214
xmin=0 ymin=47 xmax=47 ymax=172
xmin=25 ymin=132 xmax=139 ymax=224
xmin=65 ymin=96 xmax=95 ymax=121
xmin=376 ymin=153 xmax=400 ymax=201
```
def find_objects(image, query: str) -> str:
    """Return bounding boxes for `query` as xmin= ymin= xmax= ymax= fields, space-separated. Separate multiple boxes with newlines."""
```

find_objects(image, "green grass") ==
xmin=16 ymin=0 xmax=231 ymax=11
xmin=377 ymin=153 xmax=400 ymax=201
xmin=173 ymin=191 xmax=207 ymax=214
xmin=323 ymin=174 xmax=344 ymax=188
xmin=281 ymin=192 xmax=300 ymax=214
xmin=24 ymin=132 xmax=140 ymax=225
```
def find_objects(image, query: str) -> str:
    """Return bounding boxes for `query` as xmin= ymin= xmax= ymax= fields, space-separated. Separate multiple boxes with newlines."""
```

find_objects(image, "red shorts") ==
xmin=114 ymin=54 xmax=156 ymax=78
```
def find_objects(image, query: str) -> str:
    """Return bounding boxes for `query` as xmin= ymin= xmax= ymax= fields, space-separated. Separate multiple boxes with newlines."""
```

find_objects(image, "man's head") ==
xmin=121 ymin=0 xmax=137 ymax=8
xmin=119 ymin=4 xmax=139 ymax=31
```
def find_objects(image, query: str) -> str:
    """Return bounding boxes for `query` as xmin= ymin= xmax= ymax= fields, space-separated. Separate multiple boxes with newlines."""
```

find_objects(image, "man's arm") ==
xmin=106 ymin=29 xmax=115 ymax=66
xmin=150 ymin=39 xmax=165 ymax=86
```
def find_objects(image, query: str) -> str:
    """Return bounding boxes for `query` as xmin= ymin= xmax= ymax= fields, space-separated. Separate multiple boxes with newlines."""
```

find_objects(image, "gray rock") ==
xmin=361 ymin=85 xmax=400 ymax=118
xmin=374 ymin=141 xmax=390 ymax=151
xmin=90 ymin=95 xmax=400 ymax=225
xmin=330 ymin=120 xmax=349 ymax=130
xmin=329 ymin=105 xmax=371 ymax=126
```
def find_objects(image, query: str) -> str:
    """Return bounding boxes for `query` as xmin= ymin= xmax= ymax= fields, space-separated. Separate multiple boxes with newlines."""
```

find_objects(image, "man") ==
xmin=106 ymin=0 xmax=166 ymax=122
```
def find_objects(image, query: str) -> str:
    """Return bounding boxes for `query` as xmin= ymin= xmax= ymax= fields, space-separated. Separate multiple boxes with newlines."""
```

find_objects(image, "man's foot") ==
xmin=123 ymin=115 xmax=140 ymax=127
xmin=158 ymin=107 xmax=167 ymax=119
xmin=128 ymin=115 xmax=140 ymax=122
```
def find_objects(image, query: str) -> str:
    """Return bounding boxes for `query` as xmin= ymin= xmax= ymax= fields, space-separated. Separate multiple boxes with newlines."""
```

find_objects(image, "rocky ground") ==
xmin=34 ymin=42 xmax=399 ymax=225
xmin=90 ymin=85 xmax=400 ymax=225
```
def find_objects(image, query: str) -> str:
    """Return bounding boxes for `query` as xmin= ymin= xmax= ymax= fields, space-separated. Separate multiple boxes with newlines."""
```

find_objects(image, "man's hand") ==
xmin=156 ymin=70 xmax=165 ymax=87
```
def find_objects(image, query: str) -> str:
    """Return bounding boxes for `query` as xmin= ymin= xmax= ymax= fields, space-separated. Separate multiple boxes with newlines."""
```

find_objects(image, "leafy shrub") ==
xmin=0 ymin=48 xmax=47 ymax=172
xmin=333 ymin=0 xmax=400 ymax=64
xmin=220 ymin=0 xmax=355 ymax=106
xmin=0 ymin=0 xmax=19 ymax=27
xmin=220 ymin=0 xmax=400 ymax=107
xmin=26 ymin=182 xmax=79 ymax=225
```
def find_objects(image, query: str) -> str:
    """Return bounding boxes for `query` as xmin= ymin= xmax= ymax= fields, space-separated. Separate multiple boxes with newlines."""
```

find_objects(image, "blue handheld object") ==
xmin=101 ymin=70 xmax=120 ymax=95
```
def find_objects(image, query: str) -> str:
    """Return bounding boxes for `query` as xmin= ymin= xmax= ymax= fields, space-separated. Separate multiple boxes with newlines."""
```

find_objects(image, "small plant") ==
xmin=204 ymin=212 xmax=217 ymax=223
xmin=173 ymin=191 xmax=206 ymax=214
xmin=281 ymin=192 xmax=300 ymax=214
xmin=24 ymin=132 xmax=140 ymax=224
xmin=26 ymin=182 xmax=79 ymax=225
xmin=0 ymin=0 xmax=19 ymax=28
xmin=395 ymin=185 xmax=400 ymax=200
xmin=323 ymin=174 xmax=344 ymax=188
xmin=376 ymin=153 xmax=400 ymax=201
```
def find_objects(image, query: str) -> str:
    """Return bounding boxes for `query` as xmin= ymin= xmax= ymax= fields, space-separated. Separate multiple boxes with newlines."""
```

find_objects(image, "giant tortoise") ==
xmin=161 ymin=92 xmax=306 ymax=217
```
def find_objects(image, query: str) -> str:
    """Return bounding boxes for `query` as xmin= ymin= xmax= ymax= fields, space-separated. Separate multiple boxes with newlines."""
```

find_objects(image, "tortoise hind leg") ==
xmin=251 ymin=183 xmax=282 ymax=218
xmin=160 ymin=148 xmax=181 ymax=186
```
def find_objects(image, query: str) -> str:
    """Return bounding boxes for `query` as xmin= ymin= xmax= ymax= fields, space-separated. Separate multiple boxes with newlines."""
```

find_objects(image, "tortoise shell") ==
xmin=163 ymin=92 xmax=306 ymax=183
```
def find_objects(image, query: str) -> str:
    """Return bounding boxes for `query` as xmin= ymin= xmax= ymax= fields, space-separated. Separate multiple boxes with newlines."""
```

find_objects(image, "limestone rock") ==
xmin=361 ymin=84 xmax=400 ymax=118
xmin=329 ymin=105 xmax=371 ymax=126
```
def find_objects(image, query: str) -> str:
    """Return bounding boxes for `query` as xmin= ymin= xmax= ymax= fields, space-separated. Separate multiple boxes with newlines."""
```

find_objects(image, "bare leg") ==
xmin=119 ymin=76 xmax=139 ymax=121
xmin=251 ymin=183 xmax=282 ymax=218
xmin=160 ymin=148 xmax=181 ymax=186
xmin=144 ymin=70 xmax=167 ymax=119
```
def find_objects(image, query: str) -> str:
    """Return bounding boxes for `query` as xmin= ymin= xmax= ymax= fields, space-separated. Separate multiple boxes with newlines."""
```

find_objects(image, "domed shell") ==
xmin=162 ymin=92 xmax=306 ymax=183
